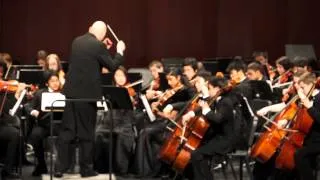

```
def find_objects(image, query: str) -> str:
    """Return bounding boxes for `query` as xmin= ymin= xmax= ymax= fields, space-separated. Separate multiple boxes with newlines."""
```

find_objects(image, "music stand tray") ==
xmin=17 ymin=69 xmax=45 ymax=88
xmin=102 ymin=86 xmax=133 ymax=110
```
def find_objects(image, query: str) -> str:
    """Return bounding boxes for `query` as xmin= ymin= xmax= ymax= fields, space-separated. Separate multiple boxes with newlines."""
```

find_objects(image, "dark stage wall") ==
xmin=0 ymin=0 xmax=319 ymax=67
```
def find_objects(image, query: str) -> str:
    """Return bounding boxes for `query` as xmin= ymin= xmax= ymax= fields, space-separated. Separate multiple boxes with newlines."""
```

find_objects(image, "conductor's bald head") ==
xmin=89 ymin=21 xmax=107 ymax=41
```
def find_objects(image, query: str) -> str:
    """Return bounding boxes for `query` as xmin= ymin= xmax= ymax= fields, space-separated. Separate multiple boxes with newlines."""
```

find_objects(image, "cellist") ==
xmin=294 ymin=72 xmax=320 ymax=180
xmin=132 ymin=67 xmax=194 ymax=177
xmin=181 ymin=76 xmax=238 ymax=180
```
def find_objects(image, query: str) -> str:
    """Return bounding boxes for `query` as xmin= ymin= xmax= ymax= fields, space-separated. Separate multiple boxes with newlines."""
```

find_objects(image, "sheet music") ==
xmin=41 ymin=92 xmax=66 ymax=111
xmin=140 ymin=94 xmax=156 ymax=122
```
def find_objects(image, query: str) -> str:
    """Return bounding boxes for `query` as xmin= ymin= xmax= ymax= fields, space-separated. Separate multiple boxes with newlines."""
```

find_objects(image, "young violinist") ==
xmin=226 ymin=59 xmax=253 ymax=100
xmin=0 ymin=81 xmax=27 ymax=179
xmin=113 ymin=66 xmax=139 ymax=107
xmin=252 ymin=51 xmax=276 ymax=81
xmin=182 ymin=57 xmax=198 ymax=86
xmin=133 ymin=67 xmax=194 ymax=177
xmin=146 ymin=60 xmax=165 ymax=100
xmin=181 ymin=75 xmax=238 ymax=180
xmin=294 ymin=72 xmax=320 ymax=180
xmin=246 ymin=62 xmax=269 ymax=81
xmin=273 ymin=56 xmax=293 ymax=85
xmin=25 ymin=70 xmax=61 ymax=176
xmin=45 ymin=54 xmax=66 ymax=87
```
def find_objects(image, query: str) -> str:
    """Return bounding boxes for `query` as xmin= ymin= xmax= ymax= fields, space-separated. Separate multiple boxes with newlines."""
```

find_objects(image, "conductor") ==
xmin=54 ymin=20 xmax=126 ymax=177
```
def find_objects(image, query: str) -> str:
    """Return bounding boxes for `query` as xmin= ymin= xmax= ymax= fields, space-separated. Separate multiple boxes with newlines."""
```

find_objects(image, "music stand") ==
xmin=102 ymin=86 xmax=133 ymax=110
xmin=17 ymin=69 xmax=45 ymax=88
xmin=249 ymin=80 xmax=273 ymax=100
xmin=101 ymin=72 xmax=143 ymax=93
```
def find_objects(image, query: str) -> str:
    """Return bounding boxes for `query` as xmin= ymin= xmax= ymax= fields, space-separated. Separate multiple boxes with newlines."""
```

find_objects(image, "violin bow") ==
xmin=107 ymin=24 xmax=120 ymax=42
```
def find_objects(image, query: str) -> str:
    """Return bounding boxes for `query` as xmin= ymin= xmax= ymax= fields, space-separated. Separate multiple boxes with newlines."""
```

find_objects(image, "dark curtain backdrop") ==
xmin=0 ymin=0 xmax=319 ymax=67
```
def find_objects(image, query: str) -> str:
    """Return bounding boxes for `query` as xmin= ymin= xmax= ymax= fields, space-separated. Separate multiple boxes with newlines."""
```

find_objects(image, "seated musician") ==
xmin=25 ymin=70 xmax=61 ymax=176
xmin=35 ymin=50 xmax=47 ymax=70
xmin=181 ymin=75 xmax=238 ymax=180
xmin=273 ymin=56 xmax=293 ymax=85
xmin=292 ymin=56 xmax=311 ymax=73
xmin=113 ymin=66 xmax=139 ymax=107
xmin=0 ymin=82 xmax=27 ymax=179
xmin=253 ymin=71 xmax=307 ymax=180
xmin=226 ymin=59 xmax=253 ymax=100
xmin=45 ymin=54 xmax=66 ymax=87
xmin=133 ymin=67 xmax=194 ymax=177
xmin=182 ymin=57 xmax=198 ymax=86
xmin=146 ymin=60 xmax=165 ymax=100
xmin=252 ymin=51 xmax=276 ymax=81
xmin=246 ymin=62 xmax=269 ymax=81
xmin=294 ymin=72 xmax=320 ymax=180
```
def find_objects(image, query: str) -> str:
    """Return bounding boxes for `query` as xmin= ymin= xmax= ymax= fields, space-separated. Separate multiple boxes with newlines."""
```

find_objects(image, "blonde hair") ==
xmin=45 ymin=54 xmax=62 ymax=71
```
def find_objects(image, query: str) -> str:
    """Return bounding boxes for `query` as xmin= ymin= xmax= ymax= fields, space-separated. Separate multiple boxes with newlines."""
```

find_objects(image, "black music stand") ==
xmin=101 ymin=72 xmax=143 ymax=93
xmin=100 ymin=86 xmax=134 ymax=177
xmin=17 ymin=69 xmax=45 ymax=88
xmin=47 ymin=97 xmax=111 ymax=180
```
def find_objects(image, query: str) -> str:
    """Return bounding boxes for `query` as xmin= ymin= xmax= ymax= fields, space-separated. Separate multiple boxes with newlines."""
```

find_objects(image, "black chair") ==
xmin=226 ymin=97 xmax=272 ymax=180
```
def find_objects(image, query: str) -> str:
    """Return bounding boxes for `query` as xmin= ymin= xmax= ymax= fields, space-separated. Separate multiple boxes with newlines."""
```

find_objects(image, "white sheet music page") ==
xmin=41 ymin=92 xmax=66 ymax=111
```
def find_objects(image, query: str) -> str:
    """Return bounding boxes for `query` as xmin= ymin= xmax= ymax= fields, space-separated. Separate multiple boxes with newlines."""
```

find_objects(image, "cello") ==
xmin=250 ymin=94 xmax=301 ymax=163
xmin=275 ymin=84 xmax=315 ymax=170
xmin=159 ymin=84 xmax=229 ymax=172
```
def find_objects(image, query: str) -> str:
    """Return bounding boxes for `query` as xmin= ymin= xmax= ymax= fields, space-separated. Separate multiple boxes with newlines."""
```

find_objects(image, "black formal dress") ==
xmin=56 ymin=32 xmax=124 ymax=175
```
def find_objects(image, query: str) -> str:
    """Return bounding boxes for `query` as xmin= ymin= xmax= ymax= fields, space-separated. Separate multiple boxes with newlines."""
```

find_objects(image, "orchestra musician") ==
xmin=273 ymin=56 xmax=293 ymax=85
xmin=246 ymin=62 xmax=269 ymax=81
xmin=252 ymin=51 xmax=277 ymax=81
xmin=226 ymin=59 xmax=253 ymax=100
xmin=35 ymin=50 xmax=47 ymax=69
xmin=182 ymin=57 xmax=198 ymax=86
xmin=25 ymin=70 xmax=61 ymax=176
xmin=181 ymin=75 xmax=239 ymax=180
xmin=0 ymin=82 xmax=27 ymax=179
xmin=133 ymin=67 xmax=194 ymax=178
xmin=45 ymin=54 xmax=66 ymax=87
xmin=294 ymin=72 xmax=320 ymax=180
xmin=145 ymin=60 xmax=165 ymax=100
xmin=54 ymin=20 xmax=126 ymax=178
xmin=253 ymin=71 xmax=307 ymax=180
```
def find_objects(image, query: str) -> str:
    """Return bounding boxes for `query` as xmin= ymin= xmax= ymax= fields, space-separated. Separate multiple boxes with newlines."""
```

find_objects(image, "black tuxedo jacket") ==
xmin=63 ymin=33 xmax=124 ymax=99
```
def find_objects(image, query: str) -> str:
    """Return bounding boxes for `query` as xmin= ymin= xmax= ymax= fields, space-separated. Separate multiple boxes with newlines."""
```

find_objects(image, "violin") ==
xmin=0 ymin=80 xmax=36 ymax=93
xmin=152 ymin=84 xmax=184 ymax=113
xmin=279 ymin=71 xmax=293 ymax=84
xmin=149 ymin=77 xmax=160 ymax=91
xmin=282 ymin=85 xmax=296 ymax=102
xmin=266 ymin=63 xmax=277 ymax=81
xmin=124 ymin=79 xmax=143 ymax=97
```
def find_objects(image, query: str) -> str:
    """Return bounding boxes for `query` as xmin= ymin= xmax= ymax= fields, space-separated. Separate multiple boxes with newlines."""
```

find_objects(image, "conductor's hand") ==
xmin=116 ymin=40 xmax=126 ymax=55
xmin=103 ymin=38 xmax=113 ymax=49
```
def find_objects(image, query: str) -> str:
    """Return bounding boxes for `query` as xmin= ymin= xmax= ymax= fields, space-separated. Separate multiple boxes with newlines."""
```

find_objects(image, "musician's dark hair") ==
xmin=276 ymin=56 xmax=292 ymax=71
xmin=196 ymin=70 xmax=212 ymax=82
xmin=252 ymin=51 xmax=268 ymax=59
xmin=43 ymin=70 xmax=59 ymax=83
xmin=247 ymin=62 xmax=264 ymax=73
xmin=183 ymin=57 xmax=198 ymax=70
xmin=292 ymin=56 xmax=309 ymax=68
xmin=209 ymin=76 xmax=228 ymax=89
xmin=148 ymin=60 xmax=163 ymax=69
xmin=226 ymin=59 xmax=247 ymax=73
xmin=166 ymin=67 xmax=190 ymax=86
xmin=37 ymin=50 xmax=47 ymax=60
